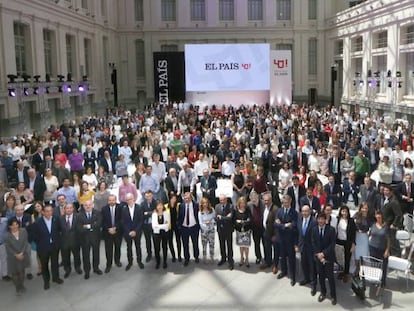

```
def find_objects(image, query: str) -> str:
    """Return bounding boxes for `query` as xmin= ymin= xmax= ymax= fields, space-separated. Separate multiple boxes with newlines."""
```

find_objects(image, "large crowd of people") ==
xmin=0 ymin=102 xmax=412 ymax=305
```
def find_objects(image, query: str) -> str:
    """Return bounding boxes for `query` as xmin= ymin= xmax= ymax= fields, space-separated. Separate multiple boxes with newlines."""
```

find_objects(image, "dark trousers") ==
xmin=143 ymin=224 xmax=153 ymax=257
xmin=39 ymin=248 xmax=60 ymax=284
xmin=252 ymin=226 xmax=263 ymax=260
xmin=125 ymin=232 xmax=142 ymax=264
xmin=280 ymin=240 xmax=296 ymax=280
xmin=369 ymin=246 xmax=388 ymax=286
xmin=61 ymin=242 xmax=81 ymax=273
xmin=263 ymin=232 xmax=273 ymax=266
xmin=104 ymin=234 xmax=122 ymax=267
xmin=301 ymin=247 xmax=316 ymax=288
xmin=316 ymin=260 xmax=336 ymax=299
xmin=336 ymin=239 xmax=352 ymax=275
xmin=153 ymin=231 xmax=168 ymax=264
xmin=388 ymin=227 xmax=401 ymax=256
xmin=81 ymin=237 xmax=100 ymax=273
xmin=181 ymin=225 xmax=199 ymax=261
xmin=272 ymin=240 xmax=280 ymax=267
xmin=167 ymin=228 xmax=181 ymax=259
xmin=218 ymin=230 xmax=233 ymax=263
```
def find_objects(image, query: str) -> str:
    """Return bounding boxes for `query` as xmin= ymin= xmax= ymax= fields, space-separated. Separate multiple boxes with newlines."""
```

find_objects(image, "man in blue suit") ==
xmin=275 ymin=194 xmax=298 ymax=286
xmin=295 ymin=204 xmax=317 ymax=292
xmin=178 ymin=192 xmax=200 ymax=266
xmin=101 ymin=194 xmax=124 ymax=273
xmin=199 ymin=169 xmax=217 ymax=205
xmin=311 ymin=212 xmax=337 ymax=305
xmin=33 ymin=204 xmax=63 ymax=290
xmin=121 ymin=193 xmax=144 ymax=270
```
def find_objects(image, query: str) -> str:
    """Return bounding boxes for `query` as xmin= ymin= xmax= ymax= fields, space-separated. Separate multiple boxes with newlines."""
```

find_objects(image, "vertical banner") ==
xmin=270 ymin=50 xmax=292 ymax=106
xmin=153 ymin=52 xmax=185 ymax=104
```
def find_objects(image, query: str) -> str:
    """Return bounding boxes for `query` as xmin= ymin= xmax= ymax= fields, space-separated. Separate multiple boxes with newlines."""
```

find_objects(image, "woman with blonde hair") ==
xmin=152 ymin=202 xmax=169 ymax=269
xmin=198 ymin=197 xmax=216 ymax=263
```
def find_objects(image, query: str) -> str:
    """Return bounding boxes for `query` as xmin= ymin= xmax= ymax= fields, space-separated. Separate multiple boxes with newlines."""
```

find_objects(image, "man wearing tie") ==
xmin=295 ymin=205 xmax=317 ymax=292
xmin=101 ymin=194 xmax=124 ymax=273
xmin=311 ymin=212 xmax=337 ymax=305
xmin=178 ymin=192 xmax=200 ymax=266
xmin=140 ymin=190 xmax=157 ymax=262
xmin=215 ymin=194 xmax=234 ymax=270
xmin=324 ymin=175 xmax=342 ymax=209
xmin=328 ymin=149 xmax=341 ymax=185
xmin=32 ymin=204 xmax=63 ymax=290
xmin=165 ymin=168 xmax=179 ymax=199
xmin=60 ymin=203 xmax=82 ymax=278
xmin=287 ymin=176 xmax=306 ymax=213
xmin=121 ymin=193 xmax=144 ymax=270
xmin=77 ymin=200 xmax=102 ymax=279
xmin=398 ymin=173 xmax=414 ymax=215
xmin=275 ymin=195 xmax=298 ymax=286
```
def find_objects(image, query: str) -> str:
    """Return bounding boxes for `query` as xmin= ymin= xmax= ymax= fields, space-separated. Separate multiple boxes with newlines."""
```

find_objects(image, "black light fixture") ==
xmin=82 ymin=75 xmax=88 ymax=82
xmin=33 ymin=87 xmax=39 ymax=95
xmin=23 ymin=88 xmax=29 ymax=96
xmin=367 ymin=69 xmax=372 ymax=77
xmin=398 ymin=81 xmax=402 ymax=88
xmin=57 ymin=75 xmax=65 ymax=82
xmin=33 ymin=75 xmax=41 ymax=83
xmin=374 ymin=71 xmax=380 ymax=78
xmin=396 ymin=71 xmax=401 ymax=78
xmin=22 ymin=74 xmax=30 ymax=83
xmin=45 ymin=87 xmax=50 ymax=94
xmin=388 ymin=81 xmax=392 ymax=88
xmin=46 ymin=74 xmax=51 ymax=83
xmin=7 ymin=74 xmax=18 ymax=83
xmin=67 ymin=73 xmax=72 ymax=82
xmin=387 ymin=70 xmax=392 ymax=78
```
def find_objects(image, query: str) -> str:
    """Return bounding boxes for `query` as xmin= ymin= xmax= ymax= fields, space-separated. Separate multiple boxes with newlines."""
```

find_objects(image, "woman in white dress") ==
xmin=353 ymin=202 xmax=372 ymax=275
xmin=278 ymin=161 xmax=293 ymax=194
xmin=307 ymin=149 xmax=320 ymax=173
xmin=43 ymin=168 xmax=59 ymax=203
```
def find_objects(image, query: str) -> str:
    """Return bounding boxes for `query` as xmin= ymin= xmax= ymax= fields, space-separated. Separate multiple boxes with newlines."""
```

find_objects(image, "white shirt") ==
xmin=337 ymin=218 xmax=348 ymax=241
xmin=263 ymin=206 xmax=270 ymax=228
xmin=151 ymin=211 xmax=170 ymax=234
xmin=194 ymin=159 xmax=209 ymax=177
xmin=128 ymin=205 xmax=135 ymax=220
xmin=65 ymin=214 xmax=73 ymax=228
xmin=221 ymin=160 xmax=235 ymax=176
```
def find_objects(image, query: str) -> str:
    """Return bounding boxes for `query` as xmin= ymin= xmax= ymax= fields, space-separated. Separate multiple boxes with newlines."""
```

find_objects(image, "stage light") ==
xmin=359 ymin=80 xmax=364 ymax=87
xmin=57 ymin=75 xmax=65 ymax=82
xmin=8 ymin=88 xmax=16 ymax=97
xmin=58 ymin=86 xmax=63 ymax=93
xmin=388 ymin=81 xmax=392 ymax=88
xmin=353 ymin=80 xmax=356 ymax=86
xmin=82 ymin=75 xmax=88 ymax=82
xmin=46 ymin=74 xmax=51 ymax=83
xmin=67 ymin=85 xmax=72 ymax=93
xmin=376 ymin=81 xmax=380 ymax=88
xmin=368 ymin=80 xmax=373 ymax=88
xmin=387 ymin=70 xmax=392 ymax=78
xmin=23 ymin=88 xmax=29 ymax=96
xmin=45 ymin=87 xmax=50 ymax=94
xmin=22 ymin=74 xmax=30 ymax=83
xmin=33 ymin=87 xmax=39 ymax=95
xmin=374 ymin=71 xmax=380 ymax=78
xmin=367 ymin=70 xmax=372 ymax=78
xmin=396 ymin=71 xmax=401 ymax=78
xmin=33 ymin=75 xmax=41 ymax=83
xmin=398 ymin=81 xmax=402 ymax=88
xmin=78 ymin=85 xmax=85 ymax=92
xmin=67 ymin=73 xmax=72 ymax=82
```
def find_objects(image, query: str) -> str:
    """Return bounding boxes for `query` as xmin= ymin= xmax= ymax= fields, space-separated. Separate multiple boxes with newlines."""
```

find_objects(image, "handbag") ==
xmin=351 ymin=275 xmax=366 ymax=300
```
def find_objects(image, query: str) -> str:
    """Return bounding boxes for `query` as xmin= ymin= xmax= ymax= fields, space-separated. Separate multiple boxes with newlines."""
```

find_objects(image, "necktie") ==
xmin=333 ymin=158 xmax=337 ymax=173
xmin=66 ymin=216 xmax=71 ymax=230
xmin=407 ymin=184 xmax=411 ymax=197
xmin=302 ymin=219 xmax=308 ymax=236
xmin=111 ymin=206 xmax=115 ymax=227
xmin=186 ymin=204 xmax=190 ymax=226
xmin=88 ymin=212 xmax=91 ymax=220
xmin=319 ymin=228 xmax=324 ymax=242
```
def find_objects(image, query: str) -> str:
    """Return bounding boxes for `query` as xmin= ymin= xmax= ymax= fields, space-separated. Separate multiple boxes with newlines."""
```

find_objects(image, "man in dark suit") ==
xmin=178 ymin=192 xmax=200 ymax=266
xmin=342 ymin=171 xmax=359 ymax=208
xmin=324 ymin=175 xmax=342 ymax=209
xmin=295 ymin=205 xmax=317 ymax=291
xmin=382 ymin=185 xmax=403 ymax=256
xmin=60 ymin=203 xmax=82 ymax=278
xmin=292 ymin=146 xmax=308 ymax=173
xmin=121 ymin=193 xmax=144 ymax=270
xmin=77 ymin=200 xmax=103 ymax=279
xmin=260 ymin=192 xmax=278 ymax=272
xmin=140 ymin=190 xmax=156 ymax=262
xmin=11 ymin=161 xmax=28 ymax=188
xmin=287 ymin=176 xmax=306 ymax=213
xmin=215 ymin=194 xmax=234 ymax=270
xmin=300 ymin=187 xmax=321 ymax=214
xmin=83 ymin=145 xmax=97 ymax=172
xmin=52 ymin=160 xmax=71 ymax=188
xmin=311 ymin=212 xmax=337 ymax=305
xmin=135 ymin=150 xmax=148 ymax=167
xmin=199 ymin=169 xmax=217 ymax=205
xmin=31 ymin=145 xmax=45 ymax=173
xmin=32 ymin=204 xmax=63 ymax=290
xmin=101 ymin=194 xmax=124 ymax=273
xmin=99 ymin=150 xmax=116 ymax=174
xmin=397 ymin=173 xmax=414 ymax=215
xmin=328 ymin=150 xmax=342 ymax=185
xmin=165 ymin=167 xmax=179 ymax=199
xmin=275 ymin=195 xmax=298 ymax=286
xmin=39 ymin=155 xmax=54 ymax=175
xmin=360 ymin=175 xmax=379 ymax=217
xmin=43 ymin=142 xmax=55 ymax=159
xmin=25 ymin=168 xmax=46 ymax=202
